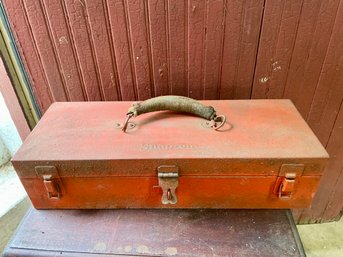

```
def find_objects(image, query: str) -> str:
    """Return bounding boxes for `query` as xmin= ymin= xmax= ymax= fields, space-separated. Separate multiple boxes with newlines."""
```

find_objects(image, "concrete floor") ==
xmin=0 ymin=163 xmax=342 ymax=256
xmin=298 ymin=217 xmax=343 ymax=257
xmin=0 ymin=162 xmax=26 ymax=217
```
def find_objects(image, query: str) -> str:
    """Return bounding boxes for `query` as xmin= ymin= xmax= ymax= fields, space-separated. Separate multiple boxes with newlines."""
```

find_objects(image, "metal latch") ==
xmin=157 ymin=165 xmax=179 ymax=205
xmin=274 ymin=164 xmax=304 ymax=199
xmin=278 ymin=173 xmax=296 ymax=198
xmin=42 ymin=174 xmax=60 ymax=199
xmin=35 ymin=166 xmax=62 ymax=200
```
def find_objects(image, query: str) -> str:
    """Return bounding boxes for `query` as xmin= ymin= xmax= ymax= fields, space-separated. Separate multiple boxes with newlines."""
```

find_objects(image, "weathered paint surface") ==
xmin=252 ymin=0 xmax=343 ymax=224
xmin=3 ymin=209 xmax=305 ymax=257
xmin=2 ymin=0 xmax=343 ymax=222
xmin=3 ymin=0 xmax=264 ymax=111
xmin=11 ymin=100 xmax=328 ymax=209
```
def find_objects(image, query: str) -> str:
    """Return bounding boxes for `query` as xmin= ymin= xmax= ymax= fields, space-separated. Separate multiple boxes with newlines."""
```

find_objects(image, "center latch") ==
xmin=157 ymin=165 xmax=179 ymax=205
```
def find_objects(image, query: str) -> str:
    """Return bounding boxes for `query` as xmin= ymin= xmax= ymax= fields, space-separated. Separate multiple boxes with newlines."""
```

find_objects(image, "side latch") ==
xmin=278 ymin=173 xmax=296 ymax=198
xmin=157 ymin=165 xmax=179 ymax=205
xmin=274 ymin=164 xmax=304 ymax=199
xmin=35 ymin=166 xmax=63 ymax=200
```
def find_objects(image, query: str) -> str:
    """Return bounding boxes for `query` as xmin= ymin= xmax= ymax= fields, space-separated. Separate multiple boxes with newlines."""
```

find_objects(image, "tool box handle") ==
xmin=122 ymin=95 xmax=225 ymax=132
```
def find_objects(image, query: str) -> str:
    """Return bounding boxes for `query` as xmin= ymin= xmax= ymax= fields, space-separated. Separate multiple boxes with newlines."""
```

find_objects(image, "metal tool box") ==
xmin=12 ymin=98 xmax=328 ymax=209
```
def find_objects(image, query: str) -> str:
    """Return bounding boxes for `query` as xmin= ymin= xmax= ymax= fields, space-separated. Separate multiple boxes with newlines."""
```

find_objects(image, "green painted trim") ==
xmin=0 ymin=2 xmax=40 ymax=128
xmin=0 ymin=33 xmax=37 ymax=129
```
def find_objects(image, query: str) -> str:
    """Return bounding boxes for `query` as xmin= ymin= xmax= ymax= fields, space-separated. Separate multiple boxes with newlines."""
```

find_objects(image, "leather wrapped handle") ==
xmin=122 ymin=95 xmax=226 ymax=132
xmin=127 ymin=95 xmax=217 ymax=120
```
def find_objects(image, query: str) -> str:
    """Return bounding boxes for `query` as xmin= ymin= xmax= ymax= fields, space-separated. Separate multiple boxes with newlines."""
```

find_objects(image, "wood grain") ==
xmin=295 ymin=1 xmax=343 ymax=223
xmin=220 ymin=0 xmax=264 ymax=99
xmin=321 ymin=104 xmax=343 ymax=222
xmin=2 ymin=0 xmax=343 ymax=222
xmin=168 ymin=0 xmax=187 ymax=96
xmin=252 ymin=0 xmax=304 ymax=99
xmin=148 ymin=0 xmax=169 ymax=96
xmin=283 ymin=0 xmax=340 ymax=118
xmin=126 ymin=0 xmax=153 ymax=100
xmin=187 ymin=0 xmax=206 ymax=99
xmin=85 ymin=0 xmax=120 ymax=101
xmin=23 ymin=0 xmax=68 ymax=102
xmin=107 ymin=0 xmax=136 ymax=100
xmin=42 ymin=0 xmax=85 ymax=101
xmin=64 ymin=0 xmax=102 ymax=101
xmin=203 ymin=0 xmax=225 ymax=99
xmin=3 ymin=0 xmax=53 ymax=112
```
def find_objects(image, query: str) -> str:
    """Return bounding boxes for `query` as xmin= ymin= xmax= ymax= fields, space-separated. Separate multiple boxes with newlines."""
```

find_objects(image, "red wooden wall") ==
xmin=3 ymin=0 xmax=343 ymax=223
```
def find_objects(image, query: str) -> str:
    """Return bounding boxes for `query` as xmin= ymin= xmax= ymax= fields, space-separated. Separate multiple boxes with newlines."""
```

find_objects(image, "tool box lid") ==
xmin=13 ymin=100 xmax=328 ymax=162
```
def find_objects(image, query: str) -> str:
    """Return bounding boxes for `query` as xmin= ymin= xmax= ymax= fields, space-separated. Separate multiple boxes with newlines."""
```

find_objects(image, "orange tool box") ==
xmin=12 ymin=97 xmax=328 ymax=209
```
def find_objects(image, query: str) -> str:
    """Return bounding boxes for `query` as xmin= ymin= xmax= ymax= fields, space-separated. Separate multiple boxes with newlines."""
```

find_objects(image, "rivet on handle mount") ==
xmin=122 ymin=95 xmax=226 ymax=132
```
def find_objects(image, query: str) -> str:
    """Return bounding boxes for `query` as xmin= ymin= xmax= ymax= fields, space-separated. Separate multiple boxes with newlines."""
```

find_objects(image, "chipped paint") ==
xmin=124 ymin=245 xmax=132 ymax=252
xmin=58 ymin=36 xmax=68 ymax=44
xmin=165 ymin=247 xmax=178 ymax=256
xmin=272 ymin=61 xmax=281 ymax=71
xmin=259 ymin=77 xmax=269 ymax=83
xmin=136 ymin=245 xmax=150 ymax=254
xmin=93 ymin=242 xmax=106 ymax=251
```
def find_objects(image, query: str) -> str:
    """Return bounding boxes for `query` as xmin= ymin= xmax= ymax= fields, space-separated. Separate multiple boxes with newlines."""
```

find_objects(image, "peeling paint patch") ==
xmin=94 ymin=242 xmax=106 ymax=251
xmin=159 ymin=68 xmax=164 ymax=77
xmin=136 ymin=245 xmax=150 ymax=254
xmin=58 ymin=36 xmax=68 ymax=44
xmin=259 ymin=77 xmax=269 ymax=83
xmin=272 ymin=61 xmax=281 ymax=71
xmin=124 ymin=245 xmax=132 ymax=252
xmin=165 ymin=247 xmax=178 ymax=256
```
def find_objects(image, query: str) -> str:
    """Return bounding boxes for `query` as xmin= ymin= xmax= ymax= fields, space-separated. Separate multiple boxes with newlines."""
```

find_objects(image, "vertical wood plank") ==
xmin=22 ymin=0 xmax=68 ymax=102
xmin=324 ymin=168 xmax=343 ymax=221
xmin=107 ymin=0 xmax=136 ymax=100
xmin=220 ymin=0 xmax=244 ymax=99
xmin=306 ymin=0 xmax=343 ymax=146
xmin=321 ymin=104 xmax=343 ymax=222
xmin=283 ymin=0 xmax=340 ymax=118
xmin=297 ymin=103 xmax=343 ymax=224
xmin=203 ymin=0 xmax=225 ymax=100
xmin=148 ymin=0 xmax=169 ymax=96
xmin=235 ymin=0 xmax=264 ymax=99
xmin=168 ymin=0 xmax=187 ymax=96
xmin=126 ymin=0 xmax=153 ymax=100
xmin=85 ymin=0 xmax=120 ymax=101
xmin=220 ymin=0 xmax=264 ymax=99
xmin=295 ymin=1 xmax=343 ymax=223
xmin=3 ymin=0 xmax=52 ymax=112
xmin=187 ymin=0 xmax=206 ymax=99
xmin=252 ymin=0 xmax=303 ymax=99
xmin=42 ymin=0 xmax=85 ymax=101
xmin=64 ymin=0 xmax=102 ymax=101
